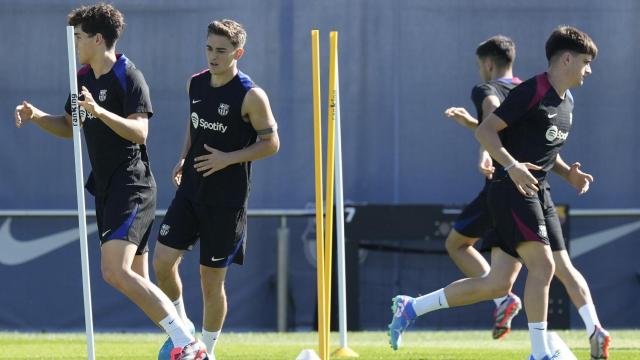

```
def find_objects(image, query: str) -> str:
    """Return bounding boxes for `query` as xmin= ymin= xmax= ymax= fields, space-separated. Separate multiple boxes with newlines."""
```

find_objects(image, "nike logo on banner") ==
xmin=0 ymin=218 xmax=99 ymax=266
xmin=570 ymin=220 xmax=640 ymax=258
xmin=192 ymin=99 xmax=202 ymax=104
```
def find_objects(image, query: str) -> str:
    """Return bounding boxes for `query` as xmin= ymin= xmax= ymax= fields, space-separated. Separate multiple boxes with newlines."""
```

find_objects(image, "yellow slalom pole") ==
xmin=324 ymin=31 xmax=338 ymax=359
xmin=311 ymin=29 xmax=327 ymax=360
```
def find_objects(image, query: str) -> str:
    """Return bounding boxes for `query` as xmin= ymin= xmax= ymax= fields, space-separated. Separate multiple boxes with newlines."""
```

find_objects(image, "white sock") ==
xmin=159 ymin=314 xmax=194 ymax=349
xmin=493 ymin=294 xmax=508 ymax=307
xmin=528 ymin=322 xmax=550 ymax=359
xmin=413 ymin=288 xmax=449 ymax=316
xmin=172 ymin=296 xmax=188 ymax=322
xmin=201 ymin=328 xmax=221 ymax=356
xmin=578 ymin=303 xmax=601 ymax=337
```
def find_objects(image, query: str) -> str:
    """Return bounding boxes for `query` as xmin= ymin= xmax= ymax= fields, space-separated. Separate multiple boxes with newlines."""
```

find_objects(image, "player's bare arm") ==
xmin=475 ymin=113 xmax=541 ymax=196
xmin=15 ymin=101 xmax=73 ymax=138
xmin=476 ymin=95 xmax=501 ymax=178
xmin=552 ymin=154 xmax=593 ymax=195
xmin=193 ymin=87 xmax=280 ymax=177
xmin=171 ymin=79 xmax=195 ymax=187
xmin=444 ymin=94 xmax=500 ymax=131
xmin=444 ymin=107 xmax=477 ymax=129
xmin=78 ymin=86 xmax=149 ymax=144
xmin=478 ymin=148 xmax=495 ymax=179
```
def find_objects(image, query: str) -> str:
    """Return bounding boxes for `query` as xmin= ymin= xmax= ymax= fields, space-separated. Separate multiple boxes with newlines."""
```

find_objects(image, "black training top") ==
xmin=65 ymin=54 xmax=154 ymax=195
xmin=178 ymin=70 xmax=257 ymax=207
xmin=471 ymin=77 xmax=522 ymax=122
xmin=493 ymin=73 xmax=574 ymax=181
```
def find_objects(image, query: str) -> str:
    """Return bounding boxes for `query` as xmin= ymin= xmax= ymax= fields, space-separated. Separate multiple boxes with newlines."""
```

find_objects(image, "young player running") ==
xmin=14 ymin=3 xmax=206 ymax=359
xmin=389 ymin=26 xmax=610 ymax=360
xmin=153 ymin=19 xmax=279 ymax=360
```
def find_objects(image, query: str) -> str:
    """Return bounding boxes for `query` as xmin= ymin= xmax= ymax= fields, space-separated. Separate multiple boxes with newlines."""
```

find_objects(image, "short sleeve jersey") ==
xmin=493 ymin=73 xmax=573 ymax=180
xmin=178 ymin=70 xmax=258 ymax=207
xmin=471 ymin=77 xmax=522 ymax=122
xmin=65 ymin=54 xmax=154 ymax=195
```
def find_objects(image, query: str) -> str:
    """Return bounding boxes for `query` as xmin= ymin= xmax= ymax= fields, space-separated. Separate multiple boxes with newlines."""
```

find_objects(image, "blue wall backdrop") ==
xmin=0 ymin=0 xmax=638 ymax=331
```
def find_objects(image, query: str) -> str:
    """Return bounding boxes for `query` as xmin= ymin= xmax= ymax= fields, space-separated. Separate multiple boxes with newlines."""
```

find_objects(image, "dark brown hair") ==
xmin=545 ymin=26 xmax=597 ymax=61
xmin=68 ymin=3 xmax=125 ymax=49
xmin=476 ymin=35 xmax=516 ymax=68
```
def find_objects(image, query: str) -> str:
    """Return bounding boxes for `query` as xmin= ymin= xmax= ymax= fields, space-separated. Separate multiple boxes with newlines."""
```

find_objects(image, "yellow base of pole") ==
xmin=332 ymin=347 xmax=359 ymax=357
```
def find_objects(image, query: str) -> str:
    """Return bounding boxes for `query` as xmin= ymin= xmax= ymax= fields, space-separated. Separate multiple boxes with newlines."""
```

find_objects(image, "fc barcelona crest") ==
xmin=99 ymin=89 xmax=107 ymax=102
xmin=218 ymin=103 xmax=230 ymax=116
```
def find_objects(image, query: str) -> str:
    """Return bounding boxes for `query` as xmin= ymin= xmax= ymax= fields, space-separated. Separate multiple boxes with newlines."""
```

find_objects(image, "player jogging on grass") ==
xmin=443 ymin=35 xmax=523 ymax=340
xmin=14 ymin=3 xmax=207 ymax=359
xmin=389 ymin=26 xmax=611 ymax=360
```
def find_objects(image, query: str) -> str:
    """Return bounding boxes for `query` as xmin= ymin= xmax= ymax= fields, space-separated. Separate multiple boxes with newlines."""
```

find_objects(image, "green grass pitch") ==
xmin=1 ymin=330 xmax=638 ymax=359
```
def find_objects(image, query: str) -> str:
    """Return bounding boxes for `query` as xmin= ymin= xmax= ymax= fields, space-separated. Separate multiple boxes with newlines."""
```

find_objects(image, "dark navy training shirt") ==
xmin=493 ymin=73 xmax=573 ymax=181
xmin=179 ymin=70 xmax=258 ymax=207
xmin=65 ymin=54 xmax=154 ymax=195
xmin=471 ymin=77 xmax=522 ymax=122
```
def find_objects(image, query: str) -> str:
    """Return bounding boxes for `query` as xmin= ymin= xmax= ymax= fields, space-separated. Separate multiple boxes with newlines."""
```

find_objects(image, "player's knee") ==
xmin=532 ymin=258 xmax=555 ymax=282
xmin=101 ymin=265 xmax=126 ymax=290
xmin=152 ymin=255 xmax=170 ymax=277
xmin=202 ymin=280 xmax=225 ymax=300
xmin=484 ymin=278 xmax=512 ymax=298
xmin=553 ymin=261 xmax=570 ymax=282
xmin=152 ymin=253 xmax=178 ymax=280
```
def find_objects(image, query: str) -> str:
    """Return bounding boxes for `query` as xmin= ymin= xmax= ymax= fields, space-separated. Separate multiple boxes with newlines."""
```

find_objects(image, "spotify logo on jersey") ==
xmin=545 ymin=125 xmax=568 ymax=142
xmin=190 ymin=112 xmax=228 ymax=133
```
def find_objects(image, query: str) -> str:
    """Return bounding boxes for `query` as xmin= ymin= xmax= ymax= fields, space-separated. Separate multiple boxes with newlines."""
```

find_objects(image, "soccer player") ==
xmin=14 ymin=4 xmax=207 ymax=359
xmin=153 ymin=19 xmax=280 ymax=359
xmin=389 ymin=26 xmax=611 ymax=360
xmin=445 ymin=35 xmax=613 ymax=353
xmin=443 ymin=35 xmax=524 ymax=340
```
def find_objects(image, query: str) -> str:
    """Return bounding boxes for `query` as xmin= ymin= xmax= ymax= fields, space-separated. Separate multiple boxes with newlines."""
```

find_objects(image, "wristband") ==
xmin=504 ymin=162 xmax=518 ymax=172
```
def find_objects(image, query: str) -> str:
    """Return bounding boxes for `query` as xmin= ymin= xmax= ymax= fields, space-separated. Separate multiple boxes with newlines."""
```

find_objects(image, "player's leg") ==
xmin=154 ymin=194 xmax=200 ymax=358
xmin=131 ymin=228 xmax=152 ymax=281
xmin=200 ymin=266 xmax=227 ymax=358
xmin=543 ymin=199 xmax=611 ymax=359
xmin=448 ymin=189 xmax=520 ymax=314
xmin=154 ymin=193 xmax=199 ymax=322
xmin=553 ymin=250 xmax=611 ymax=359
xmin=101 ymin=240 xmax=179 ymax=321
xmin=101 ymin=240 xmax=196 ymax=349
xmin=198 ymin=205 xmax=247 ymax=358
xmin=443 ymin=247 xmax=521 ymax=306
xmin=517 ymin=241 xmax=556 ymax=360
xmin=131 ymin=253 xmax=150 ymax=280
xmin=446 ymin=189 xmax=491 ymax=278
xmin=132 ymin=224 xmax=154 ymax=280
xmin=387 ymin=247 xmax=521 ymax=350
xmin=100 ymin=187 xmax=204 ymax=358
xmin=489 ymin=179 xmax=556 ymax=359
xmin=154 ymin=243 xmax=188 ymax=319
xmin=445 ymin=229 xmax=490 ymax=274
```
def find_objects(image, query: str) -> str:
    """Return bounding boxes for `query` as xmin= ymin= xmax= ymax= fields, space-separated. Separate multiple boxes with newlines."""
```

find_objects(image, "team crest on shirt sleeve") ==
xmin=99 ymin=89 xmax=107 ymax=102
xmin=218 ymin=103 xmax=230 ymax=116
